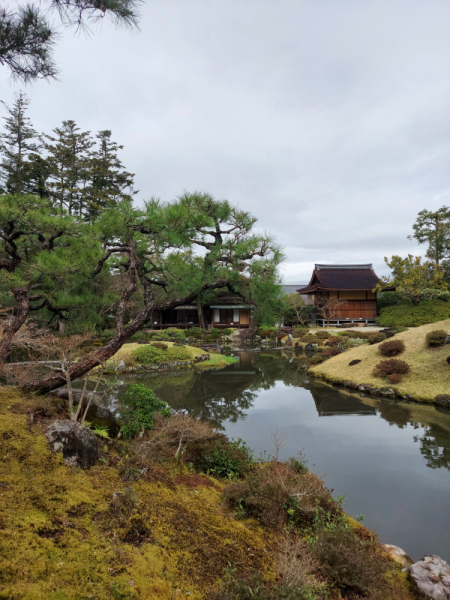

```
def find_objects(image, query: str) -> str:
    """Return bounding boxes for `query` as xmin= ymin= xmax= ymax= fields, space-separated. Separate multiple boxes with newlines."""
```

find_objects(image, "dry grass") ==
xmin=311 ymin=319 xmax=450 ymax=400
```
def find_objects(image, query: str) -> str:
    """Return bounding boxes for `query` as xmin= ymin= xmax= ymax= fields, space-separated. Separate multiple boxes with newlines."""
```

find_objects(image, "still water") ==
xmin=108 ymin=351 xmax=450 ymax=562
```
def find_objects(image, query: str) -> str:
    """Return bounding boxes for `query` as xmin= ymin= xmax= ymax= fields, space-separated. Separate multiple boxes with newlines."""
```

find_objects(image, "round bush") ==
xmin=151 ymin=342 xmax=168 ymax=350
xmin=166 ymin=345 xmax=192 ymax=361
xmin=373 ymin=358 xmax=410 ymax=378
xmin=315 ymin=331 xmax=330 ymax=340
xmin=132 ymin=345 xmax=165 ymax=364
xmin=426 ymin=329 xmax=447 ymax=347
xmin=120 ymin=384 xmax=171 ymax=438
xmin=368 ymin=332 xmax=387 ymax=345
xmin=379 ymin=339 xmax=405 ymax=356
xmin=293 ymin=327 xmax=308 ymax=336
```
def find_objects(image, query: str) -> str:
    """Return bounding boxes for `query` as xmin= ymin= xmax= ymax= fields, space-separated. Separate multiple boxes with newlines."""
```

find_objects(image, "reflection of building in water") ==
xmin=309 ymin=386 xmax=377 ymax=417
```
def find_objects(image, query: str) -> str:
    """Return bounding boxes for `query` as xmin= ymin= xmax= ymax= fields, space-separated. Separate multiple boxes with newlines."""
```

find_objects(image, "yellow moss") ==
xmin=311 ymin=319 xmax=450 ymax=400
xmin=0 ymin=388 xmax=276 ymax=599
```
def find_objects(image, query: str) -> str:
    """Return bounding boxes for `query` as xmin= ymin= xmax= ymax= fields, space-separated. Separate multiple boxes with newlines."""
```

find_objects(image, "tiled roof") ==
xmin=298 ymin=264 xmax=380 ymax=293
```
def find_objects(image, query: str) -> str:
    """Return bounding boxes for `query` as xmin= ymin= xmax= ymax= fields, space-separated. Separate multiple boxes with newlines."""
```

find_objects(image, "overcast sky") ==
xmin=1 ymin=0 xmax=449 ymax=282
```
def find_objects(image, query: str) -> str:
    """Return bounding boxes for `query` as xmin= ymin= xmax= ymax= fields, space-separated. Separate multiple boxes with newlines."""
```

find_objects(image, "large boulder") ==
xmin=49 ymin=388 xmax=120 ymax=437
xmin=45 ymin=420 xmax=98 ymax=468
xmin=408 ymin=555 xmax=450 ymax=600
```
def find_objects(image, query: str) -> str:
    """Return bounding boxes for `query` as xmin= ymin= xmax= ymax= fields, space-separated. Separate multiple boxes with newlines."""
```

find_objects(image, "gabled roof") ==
xmin=297 ymin=264 xmax=380 ymax=293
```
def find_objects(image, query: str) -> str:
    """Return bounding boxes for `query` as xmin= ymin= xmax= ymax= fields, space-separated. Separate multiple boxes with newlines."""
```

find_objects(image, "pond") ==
xmin=101 ymin=351 xmax=450 ymax=563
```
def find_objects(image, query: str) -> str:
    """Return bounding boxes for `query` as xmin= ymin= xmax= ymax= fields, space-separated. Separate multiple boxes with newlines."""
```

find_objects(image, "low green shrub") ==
xmin=293 ymin=327 xmax=308 ymax=336
xmin=188 ymin=327 xmax=207 ymax=339
xmin=129 ymin=332 xmax=147 ymax=342
xmin=150 ymin=342 xmax=168 ymax=350
xmin=120 ymin=384 xmax=171 ymax=438
xmin=165 ymin=345 xmax=192 ymax=361
xmin=314 ymin=330 xmax=330 ymax=339
xmin=165 ymin=329 xmax=186 ymax=339
xmin=379 ymin=339 xmax=405 ymax=356
xmin=132 ymin=345 xmax=165 ymax=364
xmin=426 ymin=329 xmax=447 ymax=347
xmin=368 ymin=332 xmax=387 ymax=344
xmin=222 ymin=328 xmax=233 ymax=336
xmin=373 ymin=358 xmax=410 ymax=378
xmin=300 ymin=334 xmax=318 ymax=343
xmin=209 ymin=328 xmax=221 ymax=340
xmin=187 ymin=435 xmax=253 ymax=478
xmin=377 ymin=300 xmax=450 ymax=327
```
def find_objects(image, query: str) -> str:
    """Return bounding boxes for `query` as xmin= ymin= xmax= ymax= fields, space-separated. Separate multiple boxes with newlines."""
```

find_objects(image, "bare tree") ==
xmin=267 ymin=429 xmax=289 ymax=461
xmin=314 ymin=296 xmax=345 ymax=328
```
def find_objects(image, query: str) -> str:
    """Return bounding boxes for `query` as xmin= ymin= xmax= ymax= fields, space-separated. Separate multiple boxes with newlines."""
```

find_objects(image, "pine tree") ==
xmin=87 ymin=129 xmax=136 ymax=217
xmin=44 ymin=120 xmax=95 ymax=216
xmin=0 ymin=92 xmax=38 ymax=194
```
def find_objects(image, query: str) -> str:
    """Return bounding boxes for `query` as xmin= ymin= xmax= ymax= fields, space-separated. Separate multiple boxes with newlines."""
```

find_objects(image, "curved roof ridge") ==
xmin=315 ymin=264 xmax=373 ymax=270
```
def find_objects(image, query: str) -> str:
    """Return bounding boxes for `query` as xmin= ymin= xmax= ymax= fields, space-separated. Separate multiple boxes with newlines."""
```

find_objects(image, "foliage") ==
xmin=293 ymin=327 xmax=308 ymax=336
xmin=367 ymin=332 xmax=387 ymax=344
xmin=151 ymin=341 xmax=168 ymax=350
xmin=165 ymin=345 xmax=192 ymax=361
xmin=0 ymin=0 xmax=140 ymax=82
xmin=377 ymin=300 xmax=450 ymax=327
xmin=187 ymin=435 xmax=254 ymax=478
xmin=375 ymin=254 xmax=448 ymax=305
xmin=377 ymin=291 xmax=408 ymax=310
xmin=426 ymin=329 xmax=448 ymax=347
xmin=132 ymin=345 xmax=165 ymax=364
xmin=258 ymin=327 xmax=278 ymax=338
xmin=373 ymin=358 xmax=410 ymax=379
xmin=222 ymin=328 xmax=233 ymax=336
xmin=222 ymin=460 xmax=339 ymax=529
xmin=279 ymin=293 xmax=313 ymax=327
xmin=408 ymin=206 xmax=450 ymax=266
xmin=120 ymin=384 xmax=171 ymax=439
xmin=314 ymin=331 xmax=330 ymax=340
xmin=378 ymin=339 xmax=405 ymax=357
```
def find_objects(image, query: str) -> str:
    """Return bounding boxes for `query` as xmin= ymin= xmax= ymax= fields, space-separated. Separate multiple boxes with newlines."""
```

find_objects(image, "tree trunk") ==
xmin=197 ymin=302 xmax=206 ymax=329
xmin=0 ymin=289 xmax=29 ymax=372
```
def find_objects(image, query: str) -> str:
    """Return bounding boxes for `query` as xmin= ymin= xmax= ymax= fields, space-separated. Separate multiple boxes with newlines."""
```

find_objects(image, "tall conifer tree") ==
xmin=44 ymin=120 xmax=95 ymax=216
xmin=0 ymin=92 xmax=38 ymax=194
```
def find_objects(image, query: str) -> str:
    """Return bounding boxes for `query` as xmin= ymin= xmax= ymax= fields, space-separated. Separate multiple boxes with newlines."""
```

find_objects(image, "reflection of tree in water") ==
xmin=151 ymin=353 xmax=307 ymax=430
xmin=413 ymin=422 xmax=450 ymax=470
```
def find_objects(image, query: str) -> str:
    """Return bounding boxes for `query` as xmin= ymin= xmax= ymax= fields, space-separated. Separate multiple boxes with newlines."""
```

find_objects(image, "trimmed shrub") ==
xmin=368 ymin=332 xmax=387 ymax=345
xmin=222 ymin=328 xmax=233 ymax=336
xmin=426 ymin=329 xmax=447 ymax=347
xmin=300 ymin=334 xmax=318 ymax=343
xmin=165 ymin=329 xmax=186 ymax=339
xmin=373 ymin=358 xmax=410 ymax=378
xmin=151 ymin=342 xmax=168 ymax=350
xmin=377 ymin=300 xmax=450 ymax=327
xmin=293 ymin=327 xmax=308 ymax=336
xmin=328 ymin=336 xmax=340 ymax=346
xmin=165 ymin=345 xmax=192 ymax=361
xmin=129 ymin=332 xmax=148 ymax=342
xmin=379 ymin=339 xmax=405 ymax=356
xmin=132 ymin=345 xmax=165 ymax=364
xmin=120 ymin=384 xmax=171 ymax=438
xmin=315 ymin=331 xmax=330 ymax=340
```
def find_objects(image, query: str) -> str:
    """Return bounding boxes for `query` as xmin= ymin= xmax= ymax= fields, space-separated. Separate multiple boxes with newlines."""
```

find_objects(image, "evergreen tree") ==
xmin=0 ymin=1 xmax=141 ymax=82
xmin=44 ymin=120 xmax=95 ymax=216
xmin=0 ymin=92 xmax=38 ymax=194
xmin=408 ymin=207 xmax=450 ymax=265
xmin=87 ymin=129 xmax=136 ymax=217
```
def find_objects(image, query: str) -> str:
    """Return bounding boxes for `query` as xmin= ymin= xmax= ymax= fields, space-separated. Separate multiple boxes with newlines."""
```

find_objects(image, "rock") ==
xmin=116 ymin=360 xmax=126 ymax=372
xmin=447 ymin=356 xmax=450 ymax=365
xmin=49 ymin=388 xmax=120 ymax=437
xmin=369 ymin=387 xmax=380 ymax=396
xmin=435 ymin=395 xmax=450 ymax=408
xmin=345 ymin=381 xmax=358 ymax=389
xmin=45 ymin=420 xmax=98 ymax=467
xmin=349 ymin=359 xmax=361 ymax=366
xmin=379 ymin=387 xmax=395 ymax=397
xmin=199 ymin=344 xmax=223 ymax=354
xmin=195 ymin=353 xmax=210 ymax=363
xmin=305 ymin=343 xmax=316 ymax=351
xmin=358 ymin=384 xmax=374 ymax=391
xmin=408 ymin=555 xmax=450 ymax=600
xmin=380 ymin=544 xmax=413 ymax=568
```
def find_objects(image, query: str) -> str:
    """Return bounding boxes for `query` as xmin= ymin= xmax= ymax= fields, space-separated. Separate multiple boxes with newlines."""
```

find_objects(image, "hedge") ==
xmin=377 ymin=300 xmax=450 ymax=327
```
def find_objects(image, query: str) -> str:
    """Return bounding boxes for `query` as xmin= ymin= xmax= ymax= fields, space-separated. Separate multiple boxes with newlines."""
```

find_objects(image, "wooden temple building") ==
xmin=297 ymin=264 xmax=381 ymax=326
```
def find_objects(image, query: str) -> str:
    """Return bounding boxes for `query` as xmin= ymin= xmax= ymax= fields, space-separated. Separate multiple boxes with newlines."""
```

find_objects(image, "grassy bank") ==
xmin=310 ymin=319 xmax=450 ymax=401
xmin=0 ymin=387 xmax=414 ymax=599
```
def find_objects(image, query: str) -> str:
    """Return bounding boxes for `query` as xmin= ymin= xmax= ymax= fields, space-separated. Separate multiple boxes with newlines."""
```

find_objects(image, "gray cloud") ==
xmin=1 ymin=0 xmax=449 ymax=281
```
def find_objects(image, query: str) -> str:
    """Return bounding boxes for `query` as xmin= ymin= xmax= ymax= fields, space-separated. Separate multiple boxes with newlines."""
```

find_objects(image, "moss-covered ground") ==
xmin=0 ymin=387 xmax=416 ymax=599
xmin=310 ymin=319 xmax=450 ymax=401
